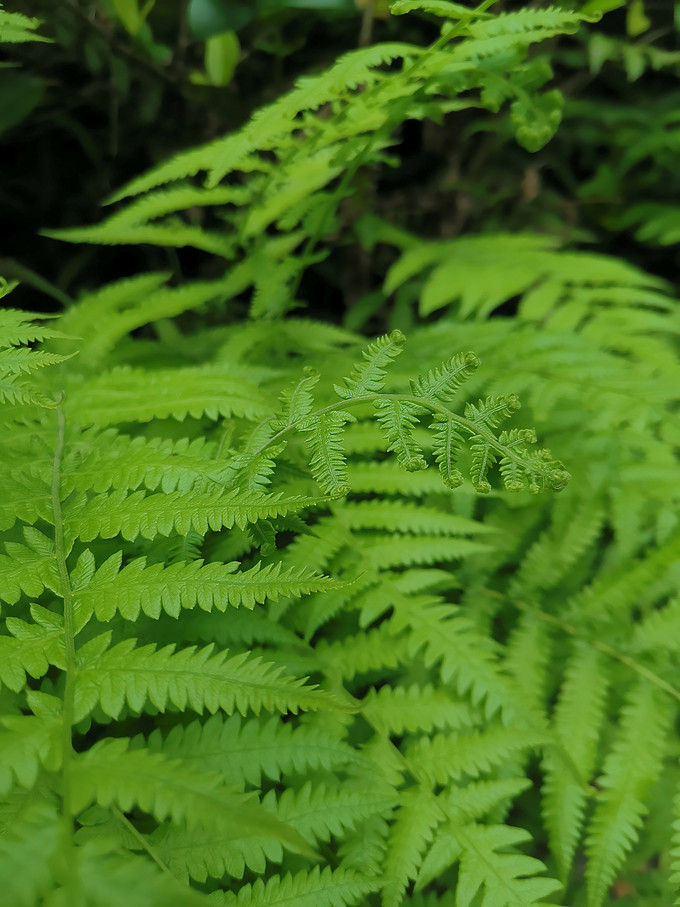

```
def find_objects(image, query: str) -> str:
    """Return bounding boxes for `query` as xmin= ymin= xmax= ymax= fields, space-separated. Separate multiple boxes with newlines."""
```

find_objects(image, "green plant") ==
xmin=4 ymin=1 xmax=680 ymax=906
xmin=0 ymin=276 xmax=567 ymax=903
xmin=47 ymin=2 xmax=599 ymax=318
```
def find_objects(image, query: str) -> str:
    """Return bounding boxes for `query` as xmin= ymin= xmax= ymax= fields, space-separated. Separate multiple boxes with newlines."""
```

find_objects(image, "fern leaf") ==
xmin=74 ymin=637 xmax=344 ymax=721
xmin=271 ymin=367 xmax=321 ymax=431
xmin=214 ymin=865 xmax=379 ymax=907
xmin=390 ymin=0 xmax=486 ymax=20
xmin=70 ymin=843 xmax=206 ymax=907
xmin=266 ymin=779 xmax=397 ymax=846
xmin=346 ymin=459 xmax=446 ymax=498
xmin=446 ymin=823 xmax=561 ymax=907
xmin=0 ymin=534 xmax=59 ymax=605
xmin=543 ymin=646 xmax=609 ymax=883
xmin=300 ymin=410 xmax=355 ymax=499
xmin=374 ymin=398 xmax=428 ymax=471
xmin=0 ymin=8 xmax=51 ymax=44
xmin=407 ymin=726 xmax=548 ymax=787
xmin=381 ymin=787 xmax=444 ymax=907
xmin=361 ymin=683 xmax=474 ymax=736
xmin=362 ymin=534 xmax=491 ymax=569
xmin=468 ymin=7 xmax=597 ymax=40
xmin=64 ymin=487 xmax=325 ymax=543
xmin=404 ymin=603 xmax=530 ymax=724
xmin=0 ymin=712 xmax=61 ymax=795
xmin=585 ymin=682 xmax=670 ymax=907
xmin=0 ymin=620 xmax=65 ymax=692
xmin=430 ymin=415 xmax=465 ymax=489
xmin=60 ymin=431 xmax=223 ymax=496
xmin=151 ymin=820 xmax=284 ymax=882
xmin=0 ymin=803 xmax=60 ymax=907
xmin=64 ymin=364 xmax=270 ymax=425
xmin=72 ymin=737 xmax=316 ymax=859
xmin=73 ymin=552 xmax=340 ymax=623
xmin=410 ymin=351 xmax=481 ymax=404
xmin=334 ymin=330 xmax=405 ymax=400
xmin=332 ymin=499 xmax=494 ymax=537
xmin=148 ymin=713 xmax=359 ymax=787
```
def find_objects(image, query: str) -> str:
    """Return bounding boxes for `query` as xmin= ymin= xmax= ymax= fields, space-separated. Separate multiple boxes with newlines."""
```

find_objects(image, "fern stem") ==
xmin=52 ymin=397 xmax=79 ymax=888
xmin=111 ymin=807 xmax=176 ymax=878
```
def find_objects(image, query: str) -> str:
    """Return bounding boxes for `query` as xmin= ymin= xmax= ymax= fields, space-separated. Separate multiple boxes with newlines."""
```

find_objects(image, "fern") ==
xmin=6 ymin=0 xmax=680 ymax=902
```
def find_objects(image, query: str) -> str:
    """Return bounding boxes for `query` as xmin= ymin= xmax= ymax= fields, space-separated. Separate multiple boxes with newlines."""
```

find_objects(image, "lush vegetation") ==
xmin=1 ymin=2 xmax=680 ymax=906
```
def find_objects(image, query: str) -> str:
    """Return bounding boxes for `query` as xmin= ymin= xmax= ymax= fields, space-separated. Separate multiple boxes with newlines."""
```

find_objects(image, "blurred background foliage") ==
xmin=1 ymin=0 xmax=679 ymax=318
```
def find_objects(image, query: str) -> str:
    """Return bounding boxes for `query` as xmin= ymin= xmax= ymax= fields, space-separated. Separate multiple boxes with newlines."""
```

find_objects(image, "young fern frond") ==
xmin=334 ymin=329 xmax=405 ymax=400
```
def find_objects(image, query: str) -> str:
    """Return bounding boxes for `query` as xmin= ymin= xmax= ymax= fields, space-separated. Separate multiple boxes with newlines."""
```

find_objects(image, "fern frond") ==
xmin=0 ymin=531 xmax=59 ymax=605
xmin=332 ymin=500 xmax=493 ymax=537
xmin=374 ymin=398 xmax=428 ymax=472
xmin=271 ymin=367 xmax=321 ymax=431
xmin=214 ymin=865 xmax=379 ymax=907
xmin=0 ymin=618 xmax=65 ymax=692
xmin=72 ymin=737 xmax=316 ymax=858
xmin=346 ymin=459 xmax=450 ymax=498
xmin=334 ymin=330 xmax=405 ymax=400
xmin=585 ymin=682 xmax=670 ymax=907
xmin=73 ymin=552 xmax=340 ymax=623
xmin=59 ymin=273 xmax=257 ymax=366
xmin=266 ymin=779 xmax=397 ymax=847
xmin=60 ymin=431 xmax=222 ymax=496
xmin=362 ymin=534 xmax=491 ymax=569
xmin=70 ymin=843 xmax=206 ymax=907
xmin=299 ymin=410 xmax=355 ymax=499
xmin=315 ymin=624 xmax=408 ymax=682
xmin=148 ymin=713 xmax=359 ymax=787
xmin=542 ymin=646 xmax=609 ymax=883
xmin=0 ymin=712 xmax=61 ymax=795
xmin=390 ymin=0 xmax=488 ymax=20
xmin=151 ymin=819 xmax=284 ymax=882
xmin=403 ymin=603 xmax=530 ymax=724
xmin=407 ymin=726 xmax=548 ymax=787
xmin=381 ymin=787 xmax=444 ymax=907
xmin=361 ymin=684 xmax=474 ymax=737
xmin=423 ymin=823 xmax=560 ymax=907
xmin=64 ymin=364 xmax=270 ymax=425
xmin=64 ymin=487 xmax=325 ymax=543
xmin=73 ymin=637 xmax=343 ymax=721
xmin=0 ymin=8 xmax=51 ymax=44
xmin=410 ymin=351 xmax=481 ymax=404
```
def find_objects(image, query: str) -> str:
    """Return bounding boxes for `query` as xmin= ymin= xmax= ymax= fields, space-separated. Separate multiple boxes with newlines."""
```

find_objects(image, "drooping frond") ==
xmin=374 ymin=398 xmax=428 ymax=472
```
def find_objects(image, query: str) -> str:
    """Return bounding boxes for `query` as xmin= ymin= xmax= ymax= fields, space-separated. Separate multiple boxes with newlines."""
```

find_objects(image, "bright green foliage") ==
xmin=45 ymin=5 xmax=600 ymax=319
xmin=3 ymin=1 xmax=680 ymax=906
xmin=0 ymin=4 xmax=51 ymax=44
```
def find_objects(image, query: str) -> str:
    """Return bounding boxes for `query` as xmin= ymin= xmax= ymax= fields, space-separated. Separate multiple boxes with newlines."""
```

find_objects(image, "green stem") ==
xmin=112 ymin=807 xmax=175 ymax=877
